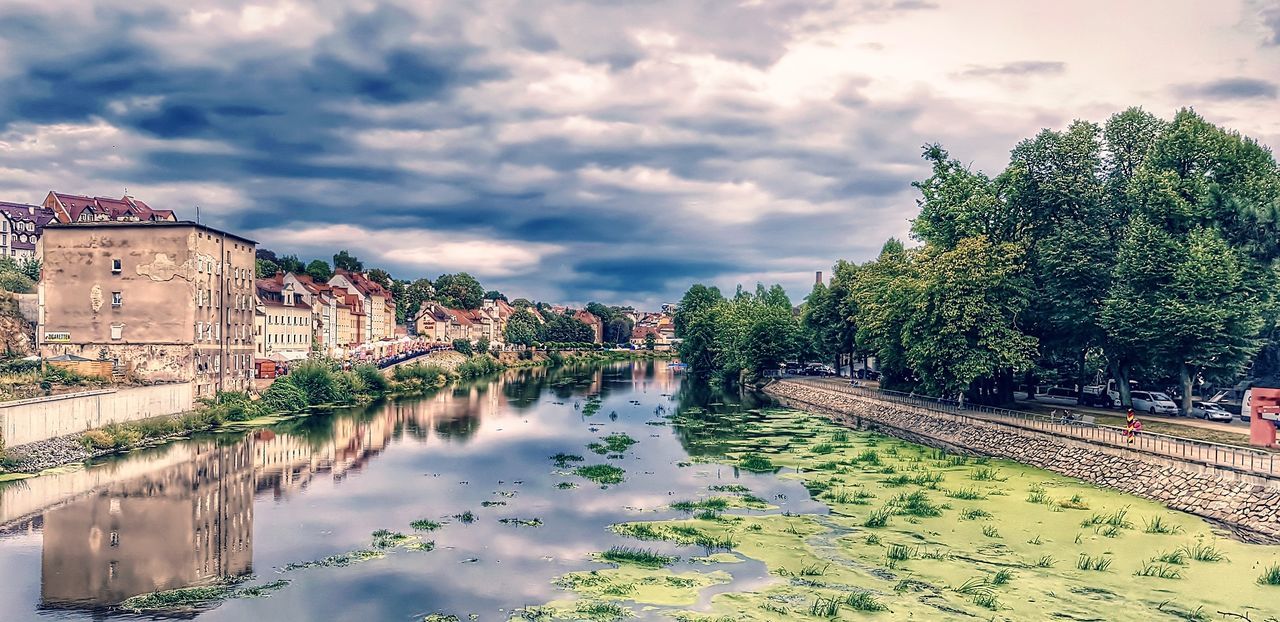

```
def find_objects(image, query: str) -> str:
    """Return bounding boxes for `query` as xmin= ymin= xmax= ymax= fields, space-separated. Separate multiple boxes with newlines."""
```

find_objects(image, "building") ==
xmin=38 ymin=221 xmax=257 ymax=396
xmin=330 ymin=285 xmax=364 ymax=348
xmin=328 ymin=269 xmax=395 ymax=342
xmin=254 ymin=278 xmax=312 ymax=361
xmin=574 ymin=310 xmax=604 ymax=343
xmin=43 ymin=192 xmax=176 ymax=224
xmin=282 ymin=272 xmax=338 ymax=356
xmin=0 ymin=201 xmax=56 ymax=260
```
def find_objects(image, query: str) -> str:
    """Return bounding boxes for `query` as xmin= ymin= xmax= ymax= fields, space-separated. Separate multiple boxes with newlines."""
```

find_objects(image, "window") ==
xmin=111 ymin=258 xmax=121 ymax=273
xmin=111 ymin=291 xmax=122 ymax=307
xmin=110 ymin=324 xmax=123 ymax=340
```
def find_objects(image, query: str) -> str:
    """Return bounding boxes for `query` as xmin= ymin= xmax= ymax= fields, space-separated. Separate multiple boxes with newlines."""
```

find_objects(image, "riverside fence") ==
xmin=787 ymin=378 xmax=1278 ymax=479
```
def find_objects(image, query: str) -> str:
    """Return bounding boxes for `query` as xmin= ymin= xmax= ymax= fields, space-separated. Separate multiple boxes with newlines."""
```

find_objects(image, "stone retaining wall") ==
xmin=766 ymin=380 xmax=1280 ymax=543
xmin=1 ymin=383 xmax=193 ymax=447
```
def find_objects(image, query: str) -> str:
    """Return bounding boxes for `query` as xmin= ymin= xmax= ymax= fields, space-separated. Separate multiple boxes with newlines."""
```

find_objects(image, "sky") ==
xmin=0 ymin=0 xmax=1278 ymax=308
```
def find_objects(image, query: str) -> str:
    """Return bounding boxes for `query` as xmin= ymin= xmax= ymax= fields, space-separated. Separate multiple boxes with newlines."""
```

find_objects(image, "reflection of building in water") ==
xmin=39 ymin=438 xmax=254 ymax=610
xmin=630 ymin=360 xmax=676 ymax=394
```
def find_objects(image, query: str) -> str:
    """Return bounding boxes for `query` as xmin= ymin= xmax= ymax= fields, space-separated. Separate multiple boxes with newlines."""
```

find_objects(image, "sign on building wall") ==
xmin=44 ymin=331 xmax=72 ymax=343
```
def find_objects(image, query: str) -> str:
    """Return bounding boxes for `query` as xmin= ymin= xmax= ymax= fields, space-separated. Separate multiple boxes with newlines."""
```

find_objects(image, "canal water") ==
xmin=2 ymin=361 xmax=1277 ymax=621
xmin=0 ymin=361 xmax=810 ymax=621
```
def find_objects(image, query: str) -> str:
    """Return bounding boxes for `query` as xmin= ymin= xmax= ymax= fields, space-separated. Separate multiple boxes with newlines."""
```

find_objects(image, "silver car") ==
xmin=1192 ymin=401 xmax=1234 ymax=423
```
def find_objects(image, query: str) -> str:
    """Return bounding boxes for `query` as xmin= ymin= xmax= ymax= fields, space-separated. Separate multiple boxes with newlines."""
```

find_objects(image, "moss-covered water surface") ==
xmin=0 ymin=362 xmax=1275 ymax=621
xmin=527 ymin=407 xmax=1280 ymax=621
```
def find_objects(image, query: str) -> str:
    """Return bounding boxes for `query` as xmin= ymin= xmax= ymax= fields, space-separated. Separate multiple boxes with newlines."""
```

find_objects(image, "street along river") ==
xmin=0 ymin=361 xmax=1276 ymax=621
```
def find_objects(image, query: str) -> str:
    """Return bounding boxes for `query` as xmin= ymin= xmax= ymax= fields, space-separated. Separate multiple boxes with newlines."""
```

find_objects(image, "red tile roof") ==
xmin=47 ymin=191 xmax=178 ymax=223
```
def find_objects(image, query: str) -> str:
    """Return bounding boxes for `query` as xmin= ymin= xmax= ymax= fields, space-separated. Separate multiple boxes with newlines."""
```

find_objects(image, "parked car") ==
xmin=853 ymin=368 xmax=881 ymax=381
xmin=1240 ymin=388 xmax=1253 ymax=422
xmin=1033 ymin=386 xmax=1080 ymax=406
xmin=1130 ymin=391 xmax=1179 ymax=416
xmin=1191 ymin=401 xmax=1234 ymax=423
xmin=804 ymin=363 xmax=837 ymax=377
xmin=1079 ymin=385 xmax=1115 ymax=408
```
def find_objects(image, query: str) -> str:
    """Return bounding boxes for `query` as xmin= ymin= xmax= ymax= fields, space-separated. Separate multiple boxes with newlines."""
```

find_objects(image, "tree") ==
xmin=434 ymin=273 xmax=485 ymax=309
xmin=256 ymin=248 xmax=279 ymax=263
xmin=476 ymin=336 xmax=491 ymax=355
xmin=504 ymin=309 xmax=540 ymax=346
xmin=511 ymin=298 xmax=534 ymax=308
xmin=540 ymin=312 xmax=593 ymax=343
xmin=256 ymin=258 xmax=279 ymax=279
xmin=333 ymin=250 xmax=363 ymax=273
xmin=306 ymin=259 xmax=333 ymax=282
xmin=15 ymin=258 xmax=40 ymax=282
xmin=484 ymin=290 xmax=507 ymax=302
xmin=367 ymin=268 xmax=392 ymax=289
xmin=278 ymin=254 xmax=305 ymax=274
xmin=644 ymin=332 xmax=657 ymax=350
xmin=674 ymin=284 xmax=724 ymax=338
xmin=402 ymin=279 xmax=435 ymax=318
xmin=606 ymin=316 xmax=634 ymax=345
xmin=452 ymin=339 xmax=473 ymax=356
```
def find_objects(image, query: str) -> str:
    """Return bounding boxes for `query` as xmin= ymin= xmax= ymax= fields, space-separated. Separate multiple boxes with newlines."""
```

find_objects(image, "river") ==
xmin=0 ymin=361 xmax=1276 ymax=621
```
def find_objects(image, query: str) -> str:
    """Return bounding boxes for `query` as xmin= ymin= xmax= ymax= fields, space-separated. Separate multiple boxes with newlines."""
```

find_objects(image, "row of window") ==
xmin=0 ymin=219 xmax=37 ymax=233
xmin=267 ymin=333 xmax=307 ymax=344
xmin=195 ymin=321 xmax=251 ymax=342
xmin=195 ymin=353 xmax=253 ymax=374
xmin=267 ymin=314 xmax=308 ymax=325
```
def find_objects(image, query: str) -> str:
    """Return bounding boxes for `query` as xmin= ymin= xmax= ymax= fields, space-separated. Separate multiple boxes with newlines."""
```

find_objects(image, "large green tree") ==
xmin=434 ymin=273 xmax=485 ymax=309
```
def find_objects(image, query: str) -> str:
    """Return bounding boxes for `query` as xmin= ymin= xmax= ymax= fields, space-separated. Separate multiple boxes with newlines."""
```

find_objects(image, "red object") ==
xmin=1250 ymin=388 xmax=1280 ymax=448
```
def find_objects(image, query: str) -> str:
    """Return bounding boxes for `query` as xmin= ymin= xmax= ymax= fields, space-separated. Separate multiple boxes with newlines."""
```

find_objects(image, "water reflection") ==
xmin=0 ymin=361 xmax=787 ymax=621
xmin=40 ymin=440 xmax=254 ymax=612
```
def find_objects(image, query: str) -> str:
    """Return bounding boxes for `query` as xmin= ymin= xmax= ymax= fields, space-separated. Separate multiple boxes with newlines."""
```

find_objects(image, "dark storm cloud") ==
xmin=958 ymin=61 xmax=1066 ymax=78
xmin=1178 ymin=77 xmax=1278 ymax=100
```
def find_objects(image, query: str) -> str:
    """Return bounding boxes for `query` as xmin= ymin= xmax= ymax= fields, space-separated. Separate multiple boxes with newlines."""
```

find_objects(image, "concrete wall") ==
xmin=0 ymin=383 xmax=194 ymax=447
xmin=767 ymin=381 xmax=1280 ymax=543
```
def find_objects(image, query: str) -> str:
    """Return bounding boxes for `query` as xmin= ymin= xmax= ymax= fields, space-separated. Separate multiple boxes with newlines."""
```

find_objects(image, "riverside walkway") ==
xmin=779 ymin=377 xmax=1278 ymax=480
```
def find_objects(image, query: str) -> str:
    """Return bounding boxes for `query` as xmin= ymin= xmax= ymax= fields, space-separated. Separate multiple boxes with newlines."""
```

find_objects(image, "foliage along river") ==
xmin=0 ymin=361 xmax=1276 ymax=621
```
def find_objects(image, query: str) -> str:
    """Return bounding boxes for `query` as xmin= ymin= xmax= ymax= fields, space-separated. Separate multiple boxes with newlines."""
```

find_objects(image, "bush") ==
xmin=288 ymin=360 xmax=338 ymax=404
xmin=81 ymin=429 xmax=114 ymax=450
xmin=260 ymin=379 xmax=309 ymax=413
xmin=452 ymin=339 xmax=474 ymax=356
xmin=391 ymin=362 xmax=450 ymax=388
xmin=455 ymin=354 xmax=504 ymax=379
xmin=0 ymin=270 xmax=34 ymax=294
xmin=355 ymin=364 xmax=390 ymax=394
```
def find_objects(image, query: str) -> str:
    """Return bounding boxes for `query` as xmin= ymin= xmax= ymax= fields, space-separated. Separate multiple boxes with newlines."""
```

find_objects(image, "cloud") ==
xmin=1177 ymin=77 xmax=1278 ymax=100
xmin=0 ymin=0 xmax=1276 ymax=307
xmin=958 ymin=61 xmax=1067 ymax=78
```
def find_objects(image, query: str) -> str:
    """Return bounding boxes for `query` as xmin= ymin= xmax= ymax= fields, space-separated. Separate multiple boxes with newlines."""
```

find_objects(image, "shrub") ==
xmin=259 ymin=379 xmax=309 ymax=413
xmin=288 ymin=360 xmax=338 ymax=404
xmin=455 ymin=354 xmax=504 ymax=379
xmin=355 ymin=364 xmax=390 ymax=393
xmin=452 ymin=339 xmax=473 ymax=356
xmin=81 ymin=429 xmax=115 ymax=450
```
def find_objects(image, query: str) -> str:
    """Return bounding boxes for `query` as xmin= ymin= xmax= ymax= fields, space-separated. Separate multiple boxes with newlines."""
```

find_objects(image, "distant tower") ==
xmin=815 ymin=271 xmax=823 ymax=285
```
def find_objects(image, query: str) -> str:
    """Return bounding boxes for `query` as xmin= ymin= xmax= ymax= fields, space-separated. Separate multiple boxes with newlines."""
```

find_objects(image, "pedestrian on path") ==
xmin=1124 ymin=408 xmax=1143 ymax=444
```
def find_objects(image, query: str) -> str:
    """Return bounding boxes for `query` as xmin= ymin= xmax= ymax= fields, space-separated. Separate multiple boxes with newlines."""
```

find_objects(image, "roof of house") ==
xmin=43 ymin=219 xmax=256 ymax=245
xmin=333 ymin=268 xmax=394 ymax=300
xmin=632 ymin=325 xmax=661 ymax=339
xmin=47 ymin=192 xmax=176 ymax=223
xmin=0 ymin=201 xmax=56 ymax=251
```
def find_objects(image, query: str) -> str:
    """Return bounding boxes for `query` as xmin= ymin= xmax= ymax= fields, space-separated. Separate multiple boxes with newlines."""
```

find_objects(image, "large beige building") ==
xmin=328 ymin=269 xmax=395 ymax=342
xmin=38 ymin=221 xmax=257 ymax=396
xmin=254 ymin=279 xmax=312 ymax=361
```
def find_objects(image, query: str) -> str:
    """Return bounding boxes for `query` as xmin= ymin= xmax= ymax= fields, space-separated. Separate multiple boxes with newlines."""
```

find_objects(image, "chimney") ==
xmin=815 ymin=271 xmax=823 ymax=285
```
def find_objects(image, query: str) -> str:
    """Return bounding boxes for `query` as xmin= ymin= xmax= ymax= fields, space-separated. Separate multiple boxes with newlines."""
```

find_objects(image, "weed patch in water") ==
xmin=575 ymin=464 xmax=626 ymax=485
xmin=945 ymin=487 xmax=986 ymax=500
xmin=1034 ymin=555 xmax=1056 ymax=567
xmin=1142 ymin=516 xmax=1183 ymax=534
xmin=960 ymin=507 xmax=993 ymax=520
xmin=890 ymin=490 xmax=941 ymax=517
xmin=1258 ymin=563 xmax=1280 ymax=585
xmin=282 ymin=549 xmax=384 ymax=571
xmin=708 ymin=484 xmax=750 ymax=493
xmin=371 ymin=529 xmax=414 ymax=548
xmin=971 ymin=467 xmax=1003 ymax=481
xmin=737 ymin=454 xmax=775 ymax=472
xmin=981 ymin=525 xmax=1001 ymax=538
xmin=453 ymin=510 xmax=477 ymax=523
xmin=551 ymin=453 xmax=584 ymax=467
xmin=886 ymin=544 xmax=914 ymax=562
xmin=481 ymin=500 xmax=507 ymax=507
xmin=1081 ymin=507 xmax=1132 ymax=530
xmin=498 ymin=517 xmax=543 ymax=527
xmin=992 ymin=569 xmax=1014 ymax=585
xmin=1135 ymin=562 xmax=1182 ymax=579
xmin=556 ymin=482 xmax=578 ymax=489
xmin=410 ymin=518 xmax=442 ymax=531
xmin=845 ymin=590 xmax=887 ymax=611
xmin=670 ymin=498 xmax=730 ymax=512
xmin=597 ymin=547 xmax=677 ymax=569
xmin=1180 ymin=540 xmax=1226 ymax=562
xmin=811 ymin=442 xmax=836 ymax=455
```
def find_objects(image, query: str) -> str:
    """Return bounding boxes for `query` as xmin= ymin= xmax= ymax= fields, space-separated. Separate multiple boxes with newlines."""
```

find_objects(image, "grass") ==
xmin=1143 ymin=516 xmax=1184 ymax=534
xmin=1057 ymin=494 xmax=1090 ymax=510
xmin=670 ymin=498 xmax=731 ymax=512
xmin=588 ymin=432 xmax=638 ymax=455
xmin=1026 ymin=485 xmax=1048 ymax=504
xmin=574 ymin=464 xmax=626 ymax=485
xmin=809 ymin=596 xmax=841 ymax=617
xmin=1154 ymin=549 xmax=1187 ymax=565
xmin=824 ymin=488 xmax=874 ymax=505
xmin=708 ymin=484 xmax=750 ymax=493
xmin=551 ymin=453 xmax=585 ymax=467
xmin=1135 ymin=563 xmax=1183 ymax=579
xmin=498 ymin=518 xmax=543 ymax=527
xmin=863 ymin=507 xmax=892 ymax=528
xmin=800 ymin=562 xmax=831 ymax=576
xmin=1180 ymin=541 xmax=1227 ymax=562
xmin=889 ymin=491 xmax=941 ymax=517
xmin=972 ymin=593 xmax=999 ymax=610
xmin=1081 ymin=507 xmax=1133 ymax=530
xmin=410 ymin=519 xmax=442 ymax=531
xmin=981 ymin=525 xmax=1001 ymax=538
xmin=1076 ymin=554 xmax=1113 ymax=571
xmin=845 ymin=590 xmax=887 ymax=611
xmin=737 ymin=453 xmax=775 ymax=472
xmin=960 ymin=508 xmax=992 ymax=520
xmin=1259 ymin=564 xmax=1280 ymax=585
xmin=556 ymin=482 xmax=578 ymax=489
xmin=811 ymin=442 xmax=836 ymax=455
xmin=371 ymin=529 xmax=413 ymax=548
xmin=1034 ymin=555 xmax=1056 ymax=568
xmin=597 ymin=547 xmax=676 ymax=569
xmin=971 ymin=467 xmax=1002 ymax=481
xmin=886 ymin=544 xmax=914 ymax=562
xmin=453 ymin=511 xmax=477 ymax=524
xmin=992 ymin=569 xmax=1014 ymax=585
xmin=945 ymin=487 xmax=986 ymax=500
xmin=953 ymin=577 xmax=993 ymax=596
xmin=118 ymin=584 xmax=236 ymax=612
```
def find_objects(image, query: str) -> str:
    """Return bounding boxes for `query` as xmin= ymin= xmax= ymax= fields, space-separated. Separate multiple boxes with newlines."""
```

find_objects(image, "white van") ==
xmin=1130 ymin=390 xmax=1179 ymax=416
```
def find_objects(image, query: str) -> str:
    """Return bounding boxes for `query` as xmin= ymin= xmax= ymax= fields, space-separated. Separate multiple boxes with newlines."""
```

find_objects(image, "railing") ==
xmin=785 ymin=378 xmax=1278 ymax=478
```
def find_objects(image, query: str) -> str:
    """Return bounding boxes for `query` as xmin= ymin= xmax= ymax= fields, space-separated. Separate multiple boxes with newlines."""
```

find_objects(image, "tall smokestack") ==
xmin=815 ymin=271 xmax=823 ymax=285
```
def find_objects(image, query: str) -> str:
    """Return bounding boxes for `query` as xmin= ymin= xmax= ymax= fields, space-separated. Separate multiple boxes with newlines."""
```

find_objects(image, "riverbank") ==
xmin=765 ymin=379 xmax=1280 ymax=543
xmin=0 ymin=350 xmax=675 ymax=478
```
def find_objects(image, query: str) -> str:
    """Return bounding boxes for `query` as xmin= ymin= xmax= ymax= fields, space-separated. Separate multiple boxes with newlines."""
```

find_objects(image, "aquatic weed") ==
xmin=886 ymin=544 xmax=914 ymax=562
xmin=1076 ymin=554 xmax=1112 ymax=571
xmin=1154 ymin=550 xmax=1186 ymax=565
xmin=946 ymin=487 xmax=986 ymax=500
xmin=574 ymin=464 xmax=626 ymax=485
xmin=1143 ymin=516 xmax=1184 ymax=534
xmin=597 ymin=547 xmax=676 ymax=569
xmin=992 ymin=569 xmax=1014 ymax=585
xmin=738 ymin=454 xmax=776 ymax=472
xmin=960 ymin=508 xmax=993 ymax=520
xmin=1259 ymin=563 xmax=1280 ymax=585
xmin=1179 ymin=541 xmax=1226 ymax=562
xmin=971 ymin=467 xmax=1003 ymax=481
xmin=845 ymin=590 xmax=887 ymax=611
xmin=410 ymin=519 xmax=442 ymax=531
xmin=808 ymin=596 xmax=841 ymax=617
xmin=1135 ymin=563 xmax=1182 ymax=579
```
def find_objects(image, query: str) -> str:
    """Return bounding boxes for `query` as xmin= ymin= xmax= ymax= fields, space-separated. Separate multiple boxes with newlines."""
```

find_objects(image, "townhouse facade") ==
xmin=413 ymin=298 xmax=515 ymax=346
xmin=38 ymin=221 xmax=256 ymax=396
xmin=0 ymin=201 xmax=55 ymax=260
xmin=328 ymin=269 xmax=395 ymax=343
xmin=254 ymin=278 xmax=312 ymax=361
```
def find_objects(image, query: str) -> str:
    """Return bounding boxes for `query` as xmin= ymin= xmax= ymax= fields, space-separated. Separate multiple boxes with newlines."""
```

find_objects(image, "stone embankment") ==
xmin=766 ymin=380 xmax=1280 ymax=543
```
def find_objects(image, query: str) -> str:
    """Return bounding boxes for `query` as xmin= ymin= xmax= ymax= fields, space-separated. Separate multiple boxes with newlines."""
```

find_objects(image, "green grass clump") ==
xmin=971 ymin=467 xmax=1002 ymax=481
xmin=588 ymin=432 xmax=638 ymax=455
xmin=890 ymin=491 xmax=941 ymax=517
xmin=498 ymin=517 xmax=543 ymax=527
xmin=831 ymin=431 xmax=849 ymax=443
xmin=1259 ymin=564 xmax=1280 ymax=585
xmin=597 ymin=547 xmax=676 ymax=569
xmin=574 ymin=464 xmax=626 ymax=485
xmin=453 ymin=511 xmax=477 ymax=524
xmin=946 ymin=487 xmax=986 ymax=500
xmin=119 ymin=585 xmax=235 ymax=612
xmin=1154 ymin=549 xmax=1186 ymax=565
xmin=551 ymin=452 xmax=585 ymax=467
xmin=863 ymin=507 xmax=892 ymax=528
xmin=886 ymin=544 xmax=914 ymax=562
xmin=960 ymin=508 xmax=993 ymax=520
xmin=824 ymin=488 xmax=874 ymax=505
xmin=670 ymin=498 xmax=731 ymax=512
xmin=845 ymin=590 xmax=887 ymax=611
xmin=1057 ymin=494 xmax=1089 ymax=510
xmin=410 ymin=519 xmax=442 ymax=531
xmin=981 ymin=525 xmax=1001 ymax=538
xmin=992 ymin=569 xmax=1014 ymax=585
xmin=809 ymin=596 xmax=841 ymax=617
xmin=371 ymin=529 xmax=413 ymax=548
xmin=1034 ymin=555 xmax=1056 ymax=568
xmin=1081 ymin=507 xmax=1133 ymax=530
xmin=1135 ymin=563 xmax=1182 ymax=579
xmin=556 ymin=482 xmax=578 ymax=489
xmin=738 ymin=454 xmax=775 ymax=472
xmin=1142 ymin=516 xmax=1184 ymax=534
xmin=854 ymin=449 xmax=881 ymax=465
xmin=1077 ymin=554 xmax=1113 ymax=571
xmin=953 ymin=577 xmax=993 ymax=596
xmin=1026 ymin=485 xmax=1048 ymax=504
xmin=811 ymin=442 xmax=836 ymax=455
xmin=708 ymin=484 xmax=750 ymax=493
xmin=1180 ymin=541 xmax=1226 ymax=562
